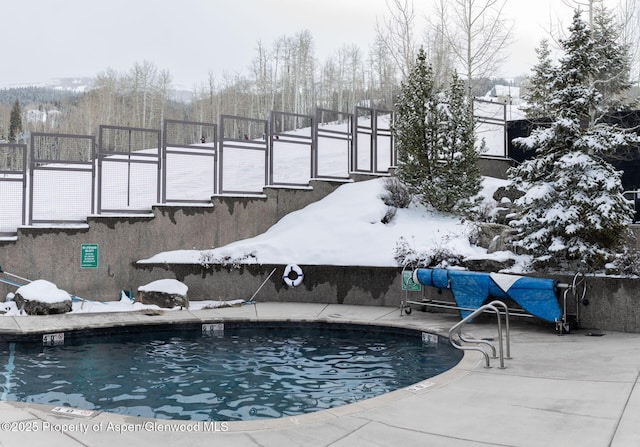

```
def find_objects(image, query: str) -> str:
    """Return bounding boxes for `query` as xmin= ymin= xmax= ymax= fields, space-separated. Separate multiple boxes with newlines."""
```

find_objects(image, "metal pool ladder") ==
xmin=448 ymin=300 xmax=511 ymax=369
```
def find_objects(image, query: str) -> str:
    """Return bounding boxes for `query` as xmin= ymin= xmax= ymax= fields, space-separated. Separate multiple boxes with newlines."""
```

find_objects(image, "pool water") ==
xmin=0 ymin=324 xmax=461 ymax=421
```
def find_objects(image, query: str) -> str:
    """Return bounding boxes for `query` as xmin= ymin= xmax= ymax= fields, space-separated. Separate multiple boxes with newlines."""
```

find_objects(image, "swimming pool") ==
xmin=0 ymin=322 xmax=462 ymax=421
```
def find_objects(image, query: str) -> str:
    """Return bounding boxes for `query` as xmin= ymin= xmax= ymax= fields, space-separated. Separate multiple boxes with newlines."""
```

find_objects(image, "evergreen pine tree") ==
xmin=508 ymin=10 xmax=637 ymax=270
xmin=8 ymin=100 xmax=23 ymax=143
xmin=590 ymin=5 xmax=633 ymax=114
xmin=394 ymin=48 xmax=440 ymax=202
xmin=437 ymin=70 xmax=482 ymax=213
xmin=394 ymin=48 xmax=482 ymax=215
xmin=521 ymin=39 xmax=555 ymax=120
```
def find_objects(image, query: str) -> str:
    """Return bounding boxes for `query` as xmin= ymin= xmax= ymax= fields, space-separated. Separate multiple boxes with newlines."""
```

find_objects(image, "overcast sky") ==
xmin=2 ymin=0 xmax=617 ymax=89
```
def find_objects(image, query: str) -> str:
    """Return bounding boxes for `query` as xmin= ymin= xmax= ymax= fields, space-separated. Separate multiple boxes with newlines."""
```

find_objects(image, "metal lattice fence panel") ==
xmin=0 ymin=143 xmax=27 ymax=235
xmin=219 ymin=115 xmax=268 ymax=195
xmin=269 ymin=111 xmax=313 ymax=187
xmin=162 ymin=119 xmax=217 ymax=204
xmin=353 ymin=107 xmax=394 ymax=174
xmin=353 ymin=107 xmax=374 ymax=173
xmin=314 ymin=109 xmax=352 ymax=180
xmin=374 ymin=110 xmax=394 ymax=172
xmin=29 ymin=134 xmax=95 ymax=225
xmin=98 ymin=125 xmax=161 ymax=214
xmin=474 ymin=98 xmax=507 ymax=158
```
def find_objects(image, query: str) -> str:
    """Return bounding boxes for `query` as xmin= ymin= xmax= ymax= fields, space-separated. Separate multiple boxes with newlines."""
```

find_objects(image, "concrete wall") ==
xmin=131 ymin=264 xmax=640 ymax=333
xmin=134 ymin=264 xmax=406 ymax=308
xmin=478 ymin=157 xmax=514 ymax=180
xmin=0 ymin=179 xmax=349 ymax=301
xmin=547 ymin=273 xmax=640 ymax=333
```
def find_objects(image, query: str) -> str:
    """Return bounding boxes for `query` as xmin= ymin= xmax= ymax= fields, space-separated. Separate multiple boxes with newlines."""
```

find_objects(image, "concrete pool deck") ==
xmin=0 ymin=302 xmax=638 ymax=446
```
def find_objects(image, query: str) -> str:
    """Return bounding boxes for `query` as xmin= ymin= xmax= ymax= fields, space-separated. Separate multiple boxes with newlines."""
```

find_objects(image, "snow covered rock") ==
xmin=492 ymin=185 xmax=524 ymax=203
xmin=137 ymin=279 xmax=189 ymax=309
xmin=491 ymin=186 xmax=522 ymax=225
xmin=14 ymin=280 xmax=73 ymax=315
xmin=476 ymin=223 xmax=513 ymax=250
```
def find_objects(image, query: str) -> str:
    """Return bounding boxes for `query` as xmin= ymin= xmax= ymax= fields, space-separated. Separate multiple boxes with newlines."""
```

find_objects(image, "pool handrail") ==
xmin=448 ymin=300 xmax=511 ymax=369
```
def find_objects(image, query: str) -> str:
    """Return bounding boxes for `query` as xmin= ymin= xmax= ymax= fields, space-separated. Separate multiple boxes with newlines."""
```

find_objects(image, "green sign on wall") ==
xmin=80 ymin=244 xmax=99 ymax=269
xmin=402 ymin=270 xmax=421 ymax=291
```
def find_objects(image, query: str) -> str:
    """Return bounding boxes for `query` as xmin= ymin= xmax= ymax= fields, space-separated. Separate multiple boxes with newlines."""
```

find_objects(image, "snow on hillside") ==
xmin=139 ymin=176 xmax=525 ymax=270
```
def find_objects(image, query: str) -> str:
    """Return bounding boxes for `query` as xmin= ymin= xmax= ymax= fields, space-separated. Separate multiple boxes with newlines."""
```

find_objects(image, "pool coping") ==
xmin=0 ymin=302 xmax=484 ymax=432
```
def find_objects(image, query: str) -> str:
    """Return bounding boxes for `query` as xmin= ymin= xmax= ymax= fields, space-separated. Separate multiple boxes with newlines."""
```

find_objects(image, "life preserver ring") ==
xmin=283 ymin=264 xmax=304 ymax=287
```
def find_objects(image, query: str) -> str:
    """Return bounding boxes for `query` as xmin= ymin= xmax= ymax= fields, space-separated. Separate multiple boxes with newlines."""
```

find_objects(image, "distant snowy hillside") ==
xmin=0 ymin=77 xmax=194 ymax=102
xmin=0 ymin=77 xmax=95 ymax=93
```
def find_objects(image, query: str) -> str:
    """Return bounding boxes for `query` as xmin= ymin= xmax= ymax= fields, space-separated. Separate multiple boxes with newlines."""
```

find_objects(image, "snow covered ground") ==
xmin=140 ymin=176 xmax=519 ymax=268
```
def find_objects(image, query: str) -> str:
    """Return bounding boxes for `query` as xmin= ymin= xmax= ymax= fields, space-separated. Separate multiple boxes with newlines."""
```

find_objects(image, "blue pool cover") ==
xmin=412 ymin=268 xmax=561 ymax=322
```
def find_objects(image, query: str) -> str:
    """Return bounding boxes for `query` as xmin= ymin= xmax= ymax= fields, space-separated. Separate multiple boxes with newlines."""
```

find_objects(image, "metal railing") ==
xmin=162 ymin=119 xmax=218 ymax=204
xmin=314 ymin=108 xmax=352 ymax=180
xmin=269 ymin=111 xmax=313 ymax=187
xmin=448 ymin=300 xmax=511 ymax=369
xmin=352 ymin=107 xmax=394 ymax=174
xmin=97 ymin=125 xmax=161 ymax=214
xmin=29 ymin=133 xmax=95 ymax=225
xmin=474 ymin=98 xmax=508 ymax=158
xmin=218 ymin=115 xmax=269 ymax=195
xmin=0 ymin=107 xmax=397 ymax=235
xmin=556 ymin=272 xmax=588 ymax=334
xmin=0 ymin=143 xmax=27 ymax=235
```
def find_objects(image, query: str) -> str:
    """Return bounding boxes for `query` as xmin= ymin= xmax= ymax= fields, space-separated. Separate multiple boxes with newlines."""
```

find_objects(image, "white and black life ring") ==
xmin=283 ymin=264 xmax=304 ymax=287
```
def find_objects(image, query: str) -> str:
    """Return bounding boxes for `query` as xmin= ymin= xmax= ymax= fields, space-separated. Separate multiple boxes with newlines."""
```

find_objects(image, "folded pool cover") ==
xmin=412 ymin=268 xmax=561 ymax=322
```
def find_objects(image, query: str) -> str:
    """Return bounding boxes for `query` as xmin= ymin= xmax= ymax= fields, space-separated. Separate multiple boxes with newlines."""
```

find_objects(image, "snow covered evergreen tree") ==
xmin=508 ymin=9 xmax=637 ymax=270
xmin=394 ymin=48 xmax=482 ymax=215
xmin=520 ymin=39 xmax=555 ymax=120
xmin=590 ymin=4 xmax=634 ymax=115
xmin=437 ymin=70 xmax=482 ymax=212
xmin=393 ymin=48 xmax=439 ymax=202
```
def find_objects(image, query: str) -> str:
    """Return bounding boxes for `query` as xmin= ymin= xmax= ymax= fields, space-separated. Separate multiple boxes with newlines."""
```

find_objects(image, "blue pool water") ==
xmin=0 ymin=324 xmax=462 ymax=421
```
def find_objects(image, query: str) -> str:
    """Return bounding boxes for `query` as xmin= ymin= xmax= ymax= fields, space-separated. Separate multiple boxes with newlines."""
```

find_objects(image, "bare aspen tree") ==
xmin=270 ymin=38 xmax=282 ymax=112
xmin=370 ymin=33 xmax=399 ymax=108
xmin=374 ymin=0 xmax=417 ymax=79
xmin=191 ymin=84 xmax=206 ymax=123
xmin=318 ymin=55 xmax=339 ymax=110
xmin=616 ymin=0 xmax=640 ymax=84
xmin=277 ymin=35 xmax=293 ymax=114
xmin=251 ymin=39 xmax=272 ymax=118
xmin=292 ymin=30 xmax=316 ymax=115
xmin=329 ymin=44 xmax=366 ymax=112
xmin=335 ymin=49 xmax=347 ymax=111
xmin=94 ymin=69 xmax=118 ymax=127
xmin=424 ymin=9 xmax=455 ymax=90
xmin=128 ymin=61 xmax=161 ymax=129
xmin=207 ymin=71 xmax=219 ymax=123
xmin=437 ymin=0 xmax=513 ymax=97
xmin=347 ymin=44 xmax=364 ymax=110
